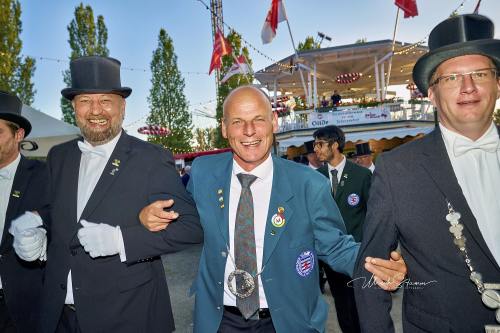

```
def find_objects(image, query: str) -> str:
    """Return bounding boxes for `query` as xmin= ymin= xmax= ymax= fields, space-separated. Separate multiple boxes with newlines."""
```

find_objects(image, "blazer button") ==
xmin=60 ymin=284 xmax=66 ymax=290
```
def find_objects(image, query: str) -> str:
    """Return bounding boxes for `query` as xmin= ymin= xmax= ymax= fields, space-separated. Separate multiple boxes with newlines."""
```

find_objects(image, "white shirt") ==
xmin=0 ymin=153 xmax=21 ymax=290
xmin=65 ymin=132 xmax=121 ymax=304
xmin=440 ymin=123 xmax=500 ymax=265
xmin=368 ymin=163 xmax=375 ymax=173
xmin=327 ymin=155 xmax=346 ymax=187
xmin=223 ymin=154 xmax=273 ymax=308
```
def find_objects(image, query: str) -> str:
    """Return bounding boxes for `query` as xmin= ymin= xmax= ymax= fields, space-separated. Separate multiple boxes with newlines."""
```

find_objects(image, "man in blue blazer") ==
xmin=11 ymin=56 xmax=203 ymax=333
xmin=141 ymin=85 xmax=406 ymax=333
xmin=0 ymin=91 xmax=48 ymax=333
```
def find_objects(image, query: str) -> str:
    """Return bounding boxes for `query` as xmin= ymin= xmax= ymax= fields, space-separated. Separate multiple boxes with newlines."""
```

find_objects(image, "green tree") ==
xmin=297 ymin=36 xmax=320 ymax=51
xmin=61 ymin=3 xmax=109 ymax=125
xmin=355 ymin=37 xmax=367 ymax=44
xmin=194 ymin=126 xmax=217 ymax=151
xmin=147 ymin=28 xmax=193 ymax=153
xmin=0 ymin=0 xmax=36 ymax=105
xmin=494 ymin=109 xmax=500 ymax=126
xmin=214 ymin=30 xmax=254 ymax=148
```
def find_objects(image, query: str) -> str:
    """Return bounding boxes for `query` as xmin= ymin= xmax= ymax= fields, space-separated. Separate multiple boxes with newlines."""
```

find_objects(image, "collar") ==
xmin=327 ymin=154 xmax=346 ymax=174
xmin=232 ymin=153 xmax=273 ymax=180
xmin=440 ymin=122 xmax=499 ymax=156
xmin=0 ymin=153 xmax=21 ymax=180
xmin=80 ymin=130 xmax=122 ymax=159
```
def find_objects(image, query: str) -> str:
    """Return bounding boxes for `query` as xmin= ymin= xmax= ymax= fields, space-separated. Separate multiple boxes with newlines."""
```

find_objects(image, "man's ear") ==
xmin=15 ymin=127 xmax=25 ymax=144
xmin=221 ymin=119 xmax=227 ymax=139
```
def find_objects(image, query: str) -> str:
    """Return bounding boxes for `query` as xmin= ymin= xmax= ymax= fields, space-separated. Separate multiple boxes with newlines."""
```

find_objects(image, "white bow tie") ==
xmin=0 ymin=168 xmax=12 ymax=180
xmin=453 ymin=135 xmax=500 ymax=157
xmin=78 ymin=141 xmax=107 ymax=158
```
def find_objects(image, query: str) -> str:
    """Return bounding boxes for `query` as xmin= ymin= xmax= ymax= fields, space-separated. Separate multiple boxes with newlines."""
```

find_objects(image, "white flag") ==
xmin=221 ymin=56 xmax=251 ymax=83
xmin=261 ymin=0 xmax=287 ymax=44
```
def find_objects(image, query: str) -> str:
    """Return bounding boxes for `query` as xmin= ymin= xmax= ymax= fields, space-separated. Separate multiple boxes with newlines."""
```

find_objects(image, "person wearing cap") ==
xmin=354 ymin=14 xmax=500 ymax=332
xmin=353 ymin=142 xmax=375 ymax=173
xmin=11 ymin=56 xmax=203 ymax=333
xmin=0 ymin=91 xmax=48 ymax=333
xmin=312 ymin=125 xmax=372 ymax=333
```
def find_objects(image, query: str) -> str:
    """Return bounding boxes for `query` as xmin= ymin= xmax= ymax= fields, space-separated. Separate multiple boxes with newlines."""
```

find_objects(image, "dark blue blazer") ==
xmin=188 ymin=152 xmax=359 ymax=333
xmin=39 ymin=132 xmax=203 ymax=333
xmin=0 ymin=156 xmax=48 ymax=333
xmin=354 ymin=128 xmax=500 ymax=332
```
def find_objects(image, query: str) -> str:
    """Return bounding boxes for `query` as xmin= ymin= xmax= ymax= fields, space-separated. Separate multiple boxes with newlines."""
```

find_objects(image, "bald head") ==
xmin=223 ymin=86 xmax=272 ymax=122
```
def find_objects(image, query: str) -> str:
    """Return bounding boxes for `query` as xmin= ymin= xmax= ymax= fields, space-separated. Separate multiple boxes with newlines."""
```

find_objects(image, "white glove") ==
xmin=77 ymin=220 xmax=122 ymax=258
xmin=9 ymin=211 xmax=43 ymax=237
xmin=12 ymin=227 xmax=47 ymax=261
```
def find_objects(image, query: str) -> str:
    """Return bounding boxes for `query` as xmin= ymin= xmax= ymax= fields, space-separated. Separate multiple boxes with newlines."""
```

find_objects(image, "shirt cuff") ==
xmin=116 ymin=226 xmax=127 ymax=262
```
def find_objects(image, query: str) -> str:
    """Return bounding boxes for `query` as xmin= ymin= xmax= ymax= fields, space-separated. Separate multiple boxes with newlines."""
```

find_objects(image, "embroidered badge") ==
xmin=347 ymin=193 xmax=360 ymax=206
xmin=296 ymin=250 xmax=315 ymax=277
xmin=12 ymin=190 xmax=21 ymax=198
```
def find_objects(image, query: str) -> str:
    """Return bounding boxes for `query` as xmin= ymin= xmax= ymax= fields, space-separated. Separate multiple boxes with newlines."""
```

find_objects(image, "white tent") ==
xmin=21 ymin=106 xmax=80 ymax=157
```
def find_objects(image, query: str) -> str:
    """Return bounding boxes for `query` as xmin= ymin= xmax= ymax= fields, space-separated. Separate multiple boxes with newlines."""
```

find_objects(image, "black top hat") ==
xmin=303 ymin=140 xmax=315 ymax=154
xmin=61 ymin=56 xmax=132 ymax=100
xmin=354 ymin=142 xmax=372 ymax=157
xmin=0 ymin=91 xmax=31 ymax=137
xmin=413 ymin=14 xmax=500 ymax=96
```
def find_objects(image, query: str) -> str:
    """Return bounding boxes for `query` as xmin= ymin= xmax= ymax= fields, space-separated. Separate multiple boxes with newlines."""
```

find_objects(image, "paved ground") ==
xmin=163 ymin=244 xmax=403 ymax=333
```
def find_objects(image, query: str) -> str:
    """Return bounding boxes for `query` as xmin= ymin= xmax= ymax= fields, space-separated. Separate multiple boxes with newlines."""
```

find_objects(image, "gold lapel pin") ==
xmin=12 ymin=190 xmax=21 ymax=198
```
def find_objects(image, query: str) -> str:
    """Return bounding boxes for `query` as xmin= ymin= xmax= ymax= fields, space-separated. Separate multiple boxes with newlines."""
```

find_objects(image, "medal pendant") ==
xmin=227 ymin=269 xmax=255 ymax=299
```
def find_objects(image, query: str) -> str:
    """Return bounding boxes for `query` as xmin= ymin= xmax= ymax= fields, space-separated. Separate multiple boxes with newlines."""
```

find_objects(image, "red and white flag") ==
xmin=395 ymin=0 xmax=418 ymax=18
xmin=209 ymin=28 xmax=232 ymax=75
xmin=221 ymin=55 xmax=251 ymax=83
xmin=261 ymin=0 xmax=287 ymax=44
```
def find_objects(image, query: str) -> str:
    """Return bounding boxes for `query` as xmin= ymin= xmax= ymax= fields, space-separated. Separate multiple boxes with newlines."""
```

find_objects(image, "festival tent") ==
xmin=21 ymin=106 xmax=80 ymax=158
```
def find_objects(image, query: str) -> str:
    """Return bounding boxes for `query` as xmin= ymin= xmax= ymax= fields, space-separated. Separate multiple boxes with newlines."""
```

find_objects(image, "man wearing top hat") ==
xmin=353 ymin=142 xmax=375 ymax=173
xmin=313 ymin=125 xmax=372 ymax=333
xmin=0 ymin=91 xmax=48 ymax=332
xmin=354 ymin=14 xmax=500 ymax=332
xmin=11 ymin=56 xmax=203 ymax=333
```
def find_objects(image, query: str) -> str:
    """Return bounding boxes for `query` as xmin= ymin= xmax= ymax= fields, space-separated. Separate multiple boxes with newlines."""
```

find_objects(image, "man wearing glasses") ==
xmin=354 ymin=14 xmax=500 ymax=332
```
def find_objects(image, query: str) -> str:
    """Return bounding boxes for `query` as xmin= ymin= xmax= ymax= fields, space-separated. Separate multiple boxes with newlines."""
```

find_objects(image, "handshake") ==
xmin=10 ymin=212 xmax=125 ymax=261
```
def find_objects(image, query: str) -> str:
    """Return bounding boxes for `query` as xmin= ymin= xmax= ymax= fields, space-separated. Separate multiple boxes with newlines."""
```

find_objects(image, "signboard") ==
xmin=308 ymin=108 xmax=391 ymax=127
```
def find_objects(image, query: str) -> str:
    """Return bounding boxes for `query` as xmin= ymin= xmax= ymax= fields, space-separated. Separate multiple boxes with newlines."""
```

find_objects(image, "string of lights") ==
xmin=196 ymin=0 xmax=294 ymax=70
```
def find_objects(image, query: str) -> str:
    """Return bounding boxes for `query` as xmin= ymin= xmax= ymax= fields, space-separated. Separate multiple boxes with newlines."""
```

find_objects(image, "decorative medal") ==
xmin=227 ymin=269 xmax=255 ymax=299
xmin=271 ymin=207 xmax=286 ymax=228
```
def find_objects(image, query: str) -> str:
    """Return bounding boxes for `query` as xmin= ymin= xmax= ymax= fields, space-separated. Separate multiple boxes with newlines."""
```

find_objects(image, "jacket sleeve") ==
xmin=121 ymin=149 xmax=203 ymax=263
xmin=311 ymin=177 xmax=360 ymax=277
xmin=353 ymin=155 xmax=399 ymax=333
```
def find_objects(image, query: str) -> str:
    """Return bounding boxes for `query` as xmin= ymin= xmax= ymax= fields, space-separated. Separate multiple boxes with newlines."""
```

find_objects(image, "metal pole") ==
xmin=384 ymin=8 xmax=400 ymax=99
xmin=374 ymin=56 xmax=381 ymax=101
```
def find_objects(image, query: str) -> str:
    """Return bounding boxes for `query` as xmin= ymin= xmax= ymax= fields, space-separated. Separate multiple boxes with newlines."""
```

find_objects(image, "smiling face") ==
xmin=73 ymin=93 xmax=125 ymax=145
xmin=222 ymin=86 xmax=278 ymax=171
xmin=428 ymin=54 xmax=500 ymax=140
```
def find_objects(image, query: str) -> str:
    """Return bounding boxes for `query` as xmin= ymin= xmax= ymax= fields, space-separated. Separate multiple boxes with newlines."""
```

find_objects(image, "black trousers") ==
xmin=55 ymin=305 xmax=82 ymax=333
xmin=323 ymin=263 xmax=361 ymax=333
xmin=0 ymin=290 xmax=16 ymax=333
xmin=217 ymin=308 xmax=276 ymax=333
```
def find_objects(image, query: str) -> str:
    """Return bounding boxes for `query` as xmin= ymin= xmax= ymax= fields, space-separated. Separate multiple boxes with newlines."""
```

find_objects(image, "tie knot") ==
xmin=237 ymin=173 xmax=257 ymax=188
xmin=330 ymin=169 xmax=338 ymax=177
xmin=78 ymin=141 xmax=107 ymax=158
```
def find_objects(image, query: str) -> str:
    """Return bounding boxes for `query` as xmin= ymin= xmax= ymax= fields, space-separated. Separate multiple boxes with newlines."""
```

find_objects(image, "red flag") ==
xmin=261 ymin=0 xmax=287 ymax=44
xmin=209 ymin=28 xmax=232 ymax=75
xmin=473 ymin=0 xmax=481 ymax=14
xmin=395 ymin=0 xmax=418 ymax=18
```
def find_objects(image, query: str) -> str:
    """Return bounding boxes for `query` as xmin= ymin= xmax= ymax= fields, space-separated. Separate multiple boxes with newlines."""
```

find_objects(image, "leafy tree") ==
xmin=0 ymin=0 xmax=36 ymax=105
xmin=494 ymin=109 xmax=500 ymax=126
xmin=194 ymin=127 xmax=217 ymax=151
xmin=61 ymin=3 xmax=109 ymax=125
xmin=214 ymin=30 xmax=254 ymax=148
xmin=147 ymin=28 xmax=193 ymax=153
xmin=297 ymin=36 xmax=320 ymax=51
xmin=355 ymin=37 xmax=367 ymax=44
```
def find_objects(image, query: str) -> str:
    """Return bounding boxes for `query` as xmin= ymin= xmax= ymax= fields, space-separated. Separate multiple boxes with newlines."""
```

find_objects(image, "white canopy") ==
xmin=21 ymin=106 xmax=80 ymax=157
xmin=278 ymin=126 xmax=434 ymax=149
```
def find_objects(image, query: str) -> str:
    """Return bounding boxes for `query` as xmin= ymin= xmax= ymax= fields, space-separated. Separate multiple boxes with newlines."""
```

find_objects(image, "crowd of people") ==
xmin=0 ymin=13 xmax=498 ymax=333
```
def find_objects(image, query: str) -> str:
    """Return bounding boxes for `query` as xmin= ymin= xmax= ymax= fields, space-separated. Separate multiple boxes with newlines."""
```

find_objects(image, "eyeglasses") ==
xmin=313 ymin=140 xmax=332 ymax=149
xmin=430 ymin=68 xmax=498 ymax=89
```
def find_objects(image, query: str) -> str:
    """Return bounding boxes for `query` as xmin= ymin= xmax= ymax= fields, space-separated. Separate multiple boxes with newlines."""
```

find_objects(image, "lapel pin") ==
xmin=270 ymin=230 xmax=276 ymax=236
xmin=218 ymin=197 xmax=224 ymax=202
xmin=112 ymin=159 xmax=121 ymax=167
xmin=12 ymin=190 xmax=21 ymax=198
xmin=271 ymin=207 xmax=286 ymax=228
xmin=220 ymin=204 xmax=225 ymax=209
xmin=217 ymin=189 xmax=223 ymax=195
xmin=340 ymin=180 xmax=345 ymax=187
xmin=110 ymin=168 xmax=119 ymax=176
xmin=343 ymin=174 xmax=348 ymax=179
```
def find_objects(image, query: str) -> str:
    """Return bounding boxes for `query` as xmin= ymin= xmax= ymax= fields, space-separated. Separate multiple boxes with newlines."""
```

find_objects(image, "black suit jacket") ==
xmin=354 ymin=128 xmax=500 ymax=332
xmin=318 ymin=160 xmax=372 ymax=242
xmin=40 ymin=132 xmax=203 ymax=333
xmin=0 ymin=156 xmax=48 ymax=333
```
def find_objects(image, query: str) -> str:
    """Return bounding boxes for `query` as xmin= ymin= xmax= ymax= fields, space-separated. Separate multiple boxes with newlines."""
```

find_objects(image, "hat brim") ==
xmin=0 ymin=113 xmax=32 ymax=137
xmin=61 ymin=87 xmax=132 ymax=100
xmin=413 ymin=39 xmax=500 ymax=96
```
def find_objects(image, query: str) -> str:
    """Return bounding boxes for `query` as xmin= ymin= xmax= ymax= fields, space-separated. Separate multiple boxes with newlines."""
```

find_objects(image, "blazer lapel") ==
xmin=79 ymin=132 xmax=131 ymax=221
xmin=336 ymin=159 xmax=352 ymax=200
xmin=212 ymin=155 xmax=233 ymax=247
xmin=419 ymin=129 xmax=499 ymax=270
xmin=262 ymin=156 xmax=295 ymax=266
xmin=1 ymin=157 xmax=31 ymax=250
